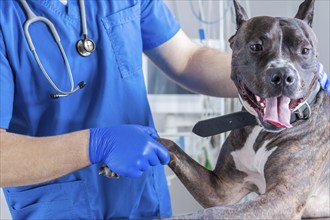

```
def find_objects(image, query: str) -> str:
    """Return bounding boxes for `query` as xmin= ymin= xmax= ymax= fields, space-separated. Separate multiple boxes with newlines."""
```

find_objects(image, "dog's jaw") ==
xmin=238 ymin=94 xmax=288 ymax=132
xmin=236 ymin=77 xmax=301 ymax=132
xmin=236 ymin=71 xmax=319 ymax=133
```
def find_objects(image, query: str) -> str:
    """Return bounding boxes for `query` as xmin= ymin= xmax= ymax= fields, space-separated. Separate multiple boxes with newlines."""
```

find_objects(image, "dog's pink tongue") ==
xmin=264 ymin=96 xmax=292 ymax=128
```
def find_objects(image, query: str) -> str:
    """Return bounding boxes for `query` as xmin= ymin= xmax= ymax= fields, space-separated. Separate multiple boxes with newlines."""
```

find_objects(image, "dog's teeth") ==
xmin=260 ymin=102 xmax=265 ymax=108
xmin=255 ymin=95 xmax=261 ymax=102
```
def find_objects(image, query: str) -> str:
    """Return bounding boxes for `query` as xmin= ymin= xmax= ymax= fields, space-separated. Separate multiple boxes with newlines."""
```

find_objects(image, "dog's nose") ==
xmin=270 ymin=67 xmax=296 ymax=86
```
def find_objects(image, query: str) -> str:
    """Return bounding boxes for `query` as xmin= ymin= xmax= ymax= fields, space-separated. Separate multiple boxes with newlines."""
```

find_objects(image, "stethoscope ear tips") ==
xmin=50 ymin=81 xmax=86 ymax=99
xmin=50 ymin=93 xmax=60 ymax=99
xmin=78 ymin=81 xmax=87 ymax=88
xmin=76 ymin=38 xmax=96 ymax=57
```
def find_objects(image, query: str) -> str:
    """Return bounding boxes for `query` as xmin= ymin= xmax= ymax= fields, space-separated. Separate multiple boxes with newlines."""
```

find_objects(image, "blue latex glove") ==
xmin=89 ymin=125 xmax=170 ymax=177
xmin=318 ymin=62 xmax=330 ymax=95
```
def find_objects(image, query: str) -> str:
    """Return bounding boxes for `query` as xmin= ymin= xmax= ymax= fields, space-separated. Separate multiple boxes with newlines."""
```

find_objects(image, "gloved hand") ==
xmin=89 ymin=125 xmax=170 ymax=177
xmin=318 ymin=62 xmax=330 ymax=95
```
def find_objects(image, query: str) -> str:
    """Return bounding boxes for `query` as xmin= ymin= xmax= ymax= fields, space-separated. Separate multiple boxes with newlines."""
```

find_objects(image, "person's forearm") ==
xmin=145 ymin=29 xmax=237 ymax=98
xmin=178 ymin=45 xmax=237 ymax=97
xmin=0 ymin=129 xmax=90 ymax=187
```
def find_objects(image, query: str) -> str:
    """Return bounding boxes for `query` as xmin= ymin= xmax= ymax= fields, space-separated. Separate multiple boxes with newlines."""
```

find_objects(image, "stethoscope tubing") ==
xmin=19 ymin=0 xmax=88 ymax=98
xmin=79 ymin=0 xmax=88 ymax=37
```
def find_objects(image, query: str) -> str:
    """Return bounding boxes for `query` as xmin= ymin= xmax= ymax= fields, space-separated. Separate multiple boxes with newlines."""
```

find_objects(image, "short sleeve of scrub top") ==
xmin=140 ymin=0 xmax=181 ymax=50
xmin=0 ymin=27 xmax=14 ymax=129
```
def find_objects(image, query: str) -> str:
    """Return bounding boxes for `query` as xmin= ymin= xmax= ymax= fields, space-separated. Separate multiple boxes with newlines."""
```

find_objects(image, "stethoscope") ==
xmin=20 ymin=0 xmax=95 ymax=99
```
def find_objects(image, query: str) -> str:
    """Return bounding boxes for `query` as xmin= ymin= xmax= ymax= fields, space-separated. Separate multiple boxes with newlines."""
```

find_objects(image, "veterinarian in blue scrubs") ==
xmin=0 ymin=0 xmax=235 ymax=219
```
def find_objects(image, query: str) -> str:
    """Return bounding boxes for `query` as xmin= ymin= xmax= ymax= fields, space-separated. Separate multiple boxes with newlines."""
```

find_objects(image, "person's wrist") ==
xmin=89 ymin=128 xmax=102 ymax=164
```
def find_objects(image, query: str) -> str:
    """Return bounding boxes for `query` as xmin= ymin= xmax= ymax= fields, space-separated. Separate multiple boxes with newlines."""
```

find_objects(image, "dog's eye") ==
xmin=250 ymin=44 xmax=263 ymax=52
xmin=301 ymin=48 xmax=310 ymax=55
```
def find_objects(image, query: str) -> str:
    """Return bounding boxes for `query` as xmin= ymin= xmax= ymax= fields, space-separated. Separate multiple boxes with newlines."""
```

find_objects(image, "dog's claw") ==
xmin=99 ymin=165 xmax=120 ymax=179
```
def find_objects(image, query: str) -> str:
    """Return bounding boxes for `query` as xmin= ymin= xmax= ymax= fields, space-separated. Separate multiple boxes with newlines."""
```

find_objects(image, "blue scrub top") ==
xmin=0 ymin=0 xmax=180 ymax=219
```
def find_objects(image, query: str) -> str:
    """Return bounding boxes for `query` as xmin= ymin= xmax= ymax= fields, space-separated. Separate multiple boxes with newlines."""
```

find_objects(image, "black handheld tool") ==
xmin=192 ymin=111 xmax=258 ymax=137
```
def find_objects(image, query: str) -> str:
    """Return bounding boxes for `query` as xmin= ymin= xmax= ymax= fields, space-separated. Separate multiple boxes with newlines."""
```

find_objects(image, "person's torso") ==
xmin=2 ymin=0 xmax=153 ymax=136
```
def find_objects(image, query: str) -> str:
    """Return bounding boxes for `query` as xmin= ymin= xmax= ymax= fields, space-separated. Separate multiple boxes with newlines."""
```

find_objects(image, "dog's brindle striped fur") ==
xmin=158 ymin=0 xmax=329 ymax=219
xmin=159 ymin=90 xmax=329 ymax=219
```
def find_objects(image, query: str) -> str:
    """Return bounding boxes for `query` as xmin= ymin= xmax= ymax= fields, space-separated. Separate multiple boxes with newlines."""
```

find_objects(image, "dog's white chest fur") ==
xmin=231 ymin=127 xmax=277 ymax=194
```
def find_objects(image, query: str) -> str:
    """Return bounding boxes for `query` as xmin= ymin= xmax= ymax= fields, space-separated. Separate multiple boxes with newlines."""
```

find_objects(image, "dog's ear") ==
xmin=233 ymin=0 xmax=248 ymax=30
xmin=294 ymin=0 xmax=315 ymax=27
xmin=230 ymin=0 xmax=249 ymax=49
xmin=228 ymin=35 xmax=236 ymax=49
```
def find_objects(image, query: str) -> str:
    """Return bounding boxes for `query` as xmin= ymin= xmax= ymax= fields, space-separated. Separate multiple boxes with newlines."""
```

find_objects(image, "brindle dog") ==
xmin=157 ymin=0 xmax=329 ymax=219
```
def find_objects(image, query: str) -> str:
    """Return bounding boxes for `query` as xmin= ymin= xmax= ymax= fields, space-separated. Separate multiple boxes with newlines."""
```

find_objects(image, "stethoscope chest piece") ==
xmin=76 ymin=37 xmax=96 ymax=57
xmin=20 ymin=0 xmax=94 ymax=98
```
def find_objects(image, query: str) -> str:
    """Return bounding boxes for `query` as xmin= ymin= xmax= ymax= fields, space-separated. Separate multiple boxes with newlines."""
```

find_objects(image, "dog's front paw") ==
xmin=156 ymin=138 xmax=177 ymax=149
xmin=99 ymin=165 xmax=120 ymax=179
xmin=156 ymin=138 xmax=180 ymax=161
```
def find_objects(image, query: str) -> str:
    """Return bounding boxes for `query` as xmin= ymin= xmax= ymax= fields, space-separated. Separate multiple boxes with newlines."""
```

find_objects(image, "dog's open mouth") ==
xmin=238 ymin=82 xmax=303 ymax=129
